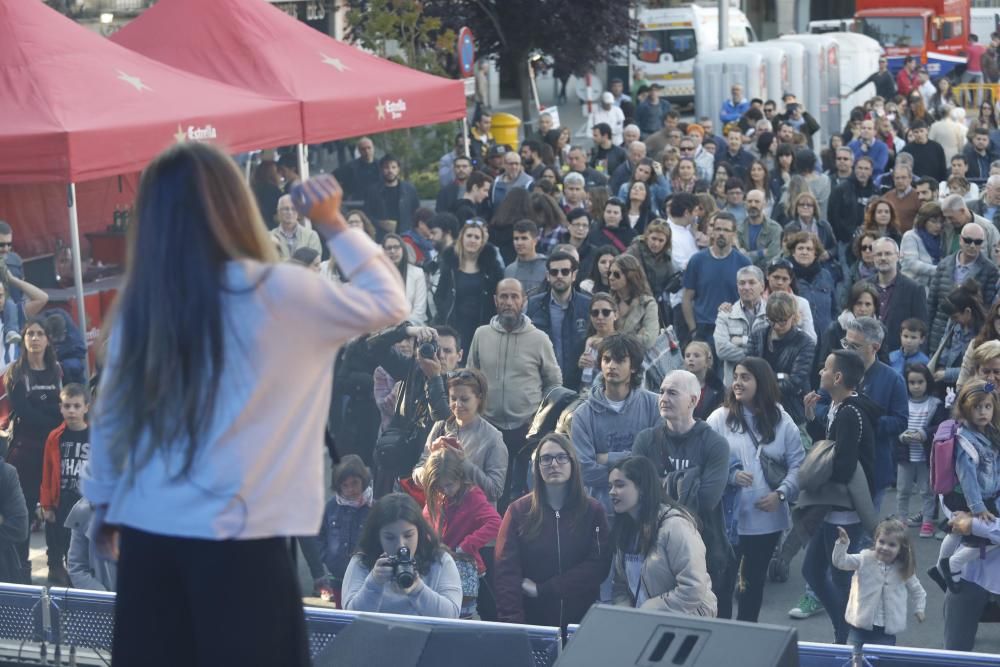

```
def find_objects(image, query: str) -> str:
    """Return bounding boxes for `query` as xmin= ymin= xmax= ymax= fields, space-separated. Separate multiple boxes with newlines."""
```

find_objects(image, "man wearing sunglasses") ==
xmin=940 ymin=193 xmax=1000 ymax=264
xmin=526 ymin=251 xmax=591 ymax=391
xmin=928 ymin=223 xmax=1000 ymax=351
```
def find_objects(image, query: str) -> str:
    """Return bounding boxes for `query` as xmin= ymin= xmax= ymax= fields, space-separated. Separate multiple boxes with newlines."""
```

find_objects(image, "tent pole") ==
xmin=462 ymin=118 xmax=471 ymax=158
xmin=297 ymin=143 xmax=313 ymax=229
xmin=67 ymin=183 xmax=89 ymax=373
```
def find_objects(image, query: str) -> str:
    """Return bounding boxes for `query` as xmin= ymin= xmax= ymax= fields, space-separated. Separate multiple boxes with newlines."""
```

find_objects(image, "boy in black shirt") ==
xmin=39 ymin=383 xmax=89 ymax=586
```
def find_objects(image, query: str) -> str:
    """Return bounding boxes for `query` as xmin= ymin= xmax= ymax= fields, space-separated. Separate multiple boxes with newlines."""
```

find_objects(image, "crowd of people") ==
xmin=254 ymin=70 xmax=1000 ymax=655
xmin=4 ymin=58 xmax=1000 ymax=661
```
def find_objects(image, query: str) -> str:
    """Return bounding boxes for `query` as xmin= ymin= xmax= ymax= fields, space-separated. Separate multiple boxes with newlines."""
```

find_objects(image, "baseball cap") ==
xmin=487 ymin=144 xmax=509 ymax=158
xmin=601 ymin=91 xmax=614 ymax=104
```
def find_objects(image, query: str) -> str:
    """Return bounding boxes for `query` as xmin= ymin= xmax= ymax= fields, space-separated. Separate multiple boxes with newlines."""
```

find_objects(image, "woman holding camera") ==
xmin=494 ymin=433 xmax=610 ymax=630
xmin=341 ymin=493 xmax=462 ymax=618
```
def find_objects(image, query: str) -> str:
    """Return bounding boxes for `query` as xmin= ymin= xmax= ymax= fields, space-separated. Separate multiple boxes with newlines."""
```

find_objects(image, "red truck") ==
xmin=854 ymin=0 xmax=970 ymax=77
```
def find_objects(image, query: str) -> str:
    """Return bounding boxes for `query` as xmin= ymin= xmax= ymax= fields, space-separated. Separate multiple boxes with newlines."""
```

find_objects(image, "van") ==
xmin=632 ymin=3 xmax=756 ymax=104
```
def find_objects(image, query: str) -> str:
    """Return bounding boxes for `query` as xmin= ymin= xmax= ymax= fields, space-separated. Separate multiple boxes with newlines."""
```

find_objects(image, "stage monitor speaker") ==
xmin=314 ymin=615 xmax=537 ymax=667
xmin=555 ymin=605 xmax=798 ymax=667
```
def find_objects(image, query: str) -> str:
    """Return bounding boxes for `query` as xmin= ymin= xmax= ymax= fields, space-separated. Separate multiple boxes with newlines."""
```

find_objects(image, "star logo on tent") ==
xmin=117 ymin=70 xmax=152 ymax=92
xmin=375 ymin=99 xmax=386 ymax=120
xmin=174 ymin=125 xmax=187 ymax=143
xmin=320 ymin=53 xmax=349 ymax=72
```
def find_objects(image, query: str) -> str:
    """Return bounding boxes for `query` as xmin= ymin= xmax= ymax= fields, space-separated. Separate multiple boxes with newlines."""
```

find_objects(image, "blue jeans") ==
xmin=848 ymin=624 xmax=896 ymax=652
xmin=802 ymin=521 xmax=863 ymax=644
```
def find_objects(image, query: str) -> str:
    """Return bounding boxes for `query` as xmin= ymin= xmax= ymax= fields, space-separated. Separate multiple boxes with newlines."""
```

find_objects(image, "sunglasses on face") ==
xmin=0 ymin=243 xmax=12 ymax=249
xmin=591 ymin=308 xmax=614 ymax=317
xmin=861 ymin=244 xmax=873 ymax=251
xmin=962 ymin=237 xmax=985 ymax=246
xmin=609 ymin=270 xmax=625 ymax=279
xmin=548 ymin=268 xmax=573 ymax=277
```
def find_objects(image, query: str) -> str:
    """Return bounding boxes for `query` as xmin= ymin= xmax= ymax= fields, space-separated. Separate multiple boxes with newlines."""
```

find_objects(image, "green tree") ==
xmin=345 ymin=0 xmax=462 ymax=180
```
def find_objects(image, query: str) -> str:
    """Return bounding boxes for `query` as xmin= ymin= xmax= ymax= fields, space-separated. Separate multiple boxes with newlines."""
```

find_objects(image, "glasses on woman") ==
xmin=591 ymin=308 xmax=614 ymax=317
xmin=539 ymin=453 xmax=570 ymax=467
xmin=860 ymin=244 xmax=873 ymax=252
xmin=609 ymin=270 xmax=625 ymax=279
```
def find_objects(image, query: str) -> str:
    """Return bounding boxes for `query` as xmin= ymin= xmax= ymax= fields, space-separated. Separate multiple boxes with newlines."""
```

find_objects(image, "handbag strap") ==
xmin=736 ymin=408 xmax=761 ymax=450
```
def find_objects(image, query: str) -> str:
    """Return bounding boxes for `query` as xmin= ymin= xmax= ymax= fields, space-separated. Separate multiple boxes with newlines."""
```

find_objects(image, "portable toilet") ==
xmin=764 ymin=39 xmax=806 ymax=106
xmin=693 ymin=48 xmax=766 ymax=128
xmin=742 ymin=43 xmax=790 ymax=104
xmin=779 ymin=34 xmax=841 ymax=147
xmin=824 ymin=32 xmax=883 ymax=131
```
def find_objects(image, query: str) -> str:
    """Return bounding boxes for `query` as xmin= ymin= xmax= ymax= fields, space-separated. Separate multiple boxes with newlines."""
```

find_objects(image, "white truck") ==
xmin=633 ymin=3 xmax=756 ymax=104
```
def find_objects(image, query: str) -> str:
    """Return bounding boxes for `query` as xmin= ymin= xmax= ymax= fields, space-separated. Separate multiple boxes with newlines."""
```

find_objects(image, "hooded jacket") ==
xmin=571 ymin=386 xmax=661 ymax=510
xmin=494 ymin=493 xmax=610 ymax=628
xmin=65 ymin=497 xmax=116 ymax=591
xmin=632 ymin=421 xmax=734 ymax=581
xmin=468 ymin=315 xmax=563 ymax=430
xmin=611 ymin=506 xmax=717 ymax=617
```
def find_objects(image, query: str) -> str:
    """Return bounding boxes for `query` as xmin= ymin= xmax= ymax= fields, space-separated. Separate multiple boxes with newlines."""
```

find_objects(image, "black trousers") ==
xmin=735 ymin=531 xmax=782 ymax=622
xmin=113 ymin=527 xmax=310 ymax=667
xmin=498 ymin=422 xmax=531 ymax=515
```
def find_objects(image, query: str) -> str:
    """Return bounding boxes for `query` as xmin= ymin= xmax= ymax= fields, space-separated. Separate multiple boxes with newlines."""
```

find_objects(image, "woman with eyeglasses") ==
xmin=900 ymin=202 xmax=944 ymax=295
xmin=578 ymin=292 xmax=620 ymax=391
xmin=956 ymin=302 xmax=1000 ymax=386
xmin=784 ymin=231 xmax=836 ymax=340
xmin=746 ymin=292 xmax=815 ymax=426
xmin=706 ymin=357 xmax=804 ymax=622
xmin=383 ymin=233 xmax=428 ymax=325
xmin=929 ymin=281 xmax=987 ymax=388
xmin=494 ymin=433 xmax=610 ymax=629
xmin=764 ymin=259 xmax=817 ymax=342
xmin=849 ymin=232 xmax=879 ymax=285
xmin=608 ymin=456 xmax=716 ymax=616
xmin=608 ymin=255 xmax=660 ymax=350
xmin=562 ymin=208 xmax=596 ymax=274
xmin=412 ymin=368 xmax=507 ymax=506
xmin=433 ymin=219 xmax=505 ymax=353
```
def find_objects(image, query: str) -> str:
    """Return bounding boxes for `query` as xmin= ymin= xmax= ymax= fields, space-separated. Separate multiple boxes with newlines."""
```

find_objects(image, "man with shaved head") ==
xmin=468 ymin=278 xmax=563 ymax=507
xmin=633 ymin=369 xmax=732 ymax=617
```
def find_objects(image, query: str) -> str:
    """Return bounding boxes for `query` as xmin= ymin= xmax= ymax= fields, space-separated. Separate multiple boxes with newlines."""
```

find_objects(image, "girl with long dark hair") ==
xmin=707 ymin=358 xmax=804 ymax=622
xmin=82 ymin=144 xmax=407 ymax=665
xmin=580 ymin=246 xmax=619 ymax=294
xmin=383 ymin=233 xmax=428 ymax=325
xmin=588 ymin=198 xmax=634 ymax=253
xmin=608 ymin=456 xmax=716 ymax=616
xmin=494 ymin=433 xmax=610 ymax=629
xmin=5 ymin=318 xmax=63 ymax=583
xmin=343 ymin=492 xmax=462 ymax=617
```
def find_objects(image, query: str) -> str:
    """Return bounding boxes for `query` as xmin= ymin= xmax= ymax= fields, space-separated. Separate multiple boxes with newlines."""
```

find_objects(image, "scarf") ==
xmin=335 ymin=486 xmax=373 ymax=509
xmin=790 ymin=256 xmax=821 ymax=281
xmin=916 ymin=227 xmax=942 ymax=263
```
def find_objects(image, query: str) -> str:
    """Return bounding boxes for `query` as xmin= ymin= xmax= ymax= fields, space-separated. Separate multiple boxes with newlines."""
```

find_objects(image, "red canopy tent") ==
xmin=0 ymin=0 xmax=302 ymax=331
xmin=110 ymin=0 xmax=467 ymax=147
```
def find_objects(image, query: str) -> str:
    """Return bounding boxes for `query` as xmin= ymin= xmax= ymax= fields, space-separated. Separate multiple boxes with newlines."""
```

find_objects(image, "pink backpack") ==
xmin=930 ymin=420 xmax=959 ymax=495
xmin=930 ymin=420 xmax=981 ymax=495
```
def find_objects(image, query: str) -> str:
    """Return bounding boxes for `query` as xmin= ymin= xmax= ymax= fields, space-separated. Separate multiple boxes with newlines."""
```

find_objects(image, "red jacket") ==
xmin=896 ymin=68 xmax=917 ymax=97
xmin=494 ymin=493 xmax=610 ymax=628
xmin=423 ymin=485 xmax=500 ymax=573
xmin=39 ymin=423 xmax=66 ymax=510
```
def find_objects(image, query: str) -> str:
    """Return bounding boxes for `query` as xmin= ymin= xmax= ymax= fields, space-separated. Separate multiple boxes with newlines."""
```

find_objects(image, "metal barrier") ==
xmin=954 ymin=83 xmax=1000 ymax=110
xmin=0 ymin=585 xmax=994 ymax=666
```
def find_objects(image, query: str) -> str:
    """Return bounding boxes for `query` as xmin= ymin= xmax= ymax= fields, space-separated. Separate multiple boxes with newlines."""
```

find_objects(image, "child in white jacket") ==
xmin=833 ymin=518 xmax=926 ymax=663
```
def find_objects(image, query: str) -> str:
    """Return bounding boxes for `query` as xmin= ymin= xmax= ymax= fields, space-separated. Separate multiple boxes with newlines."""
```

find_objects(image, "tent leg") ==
xmin=462 ymin=117 xmax=470 ymax=158
xmin=67 ymin=183 xmax=90 ymax=375
xmin=297 ymin=143 xmax=313 ymax=229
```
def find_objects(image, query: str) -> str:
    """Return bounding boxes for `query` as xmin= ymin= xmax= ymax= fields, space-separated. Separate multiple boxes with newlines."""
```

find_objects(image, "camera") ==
xmin=418 ymin=340 xmax=438 ymax=359
xmin=387 ymin=546 xmax=416 ymax=588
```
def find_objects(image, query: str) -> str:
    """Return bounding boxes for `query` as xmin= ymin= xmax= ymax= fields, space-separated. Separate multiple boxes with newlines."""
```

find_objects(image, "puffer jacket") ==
xmin=928 ymin=253 xmax=999 ymax=350
xmin=747 ymin=324 xmax=816 ymax=425
xmin=611 ymin=506 xmax=717 ymax=617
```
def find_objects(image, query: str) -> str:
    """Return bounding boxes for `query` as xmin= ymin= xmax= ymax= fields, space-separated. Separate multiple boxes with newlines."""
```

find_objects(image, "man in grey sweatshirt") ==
xmin=571 ymin=334 xmax=660 ymax=513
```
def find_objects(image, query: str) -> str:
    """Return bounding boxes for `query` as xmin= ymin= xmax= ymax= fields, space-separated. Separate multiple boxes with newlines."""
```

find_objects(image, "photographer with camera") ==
xmin=342 ymin=493 xmax=461 ymax=618
xmin=366 ymin=323 xmax=463 ymax=496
